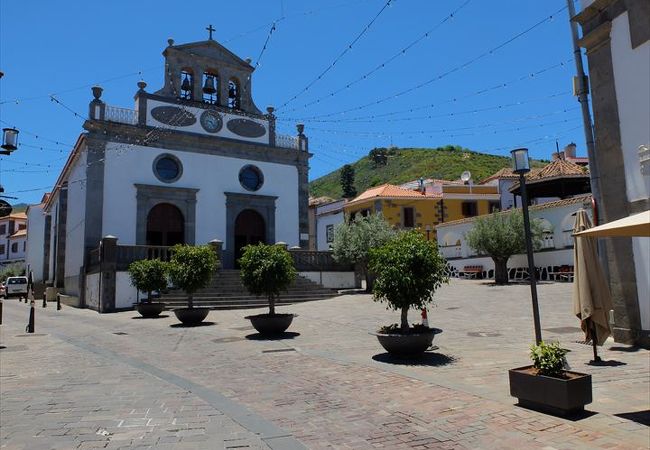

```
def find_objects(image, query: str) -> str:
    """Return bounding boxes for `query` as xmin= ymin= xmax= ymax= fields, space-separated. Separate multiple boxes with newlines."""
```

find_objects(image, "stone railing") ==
xmin=275 ymin=134 xmax=299 ymax=150
xmin=104 ymin=105 xmax=138 ymax=125
xmin=288 ymin=250 xmax=354 ymax=272
xmin=116 ymin=245 xmax=173 ymax=270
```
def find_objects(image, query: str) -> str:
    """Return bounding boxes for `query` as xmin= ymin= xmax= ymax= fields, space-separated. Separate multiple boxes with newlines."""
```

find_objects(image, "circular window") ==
xmin=153 ymin=154 xmax=182 ymax=183
xmin=239 ymin=165 xmax=264 ymax=191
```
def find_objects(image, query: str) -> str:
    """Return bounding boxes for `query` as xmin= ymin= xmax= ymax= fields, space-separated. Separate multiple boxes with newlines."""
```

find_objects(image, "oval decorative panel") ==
xmin=226 ymin=118 xmax=266 ymax=138
xmin=151 ymin=106 xmax=196 ymax=126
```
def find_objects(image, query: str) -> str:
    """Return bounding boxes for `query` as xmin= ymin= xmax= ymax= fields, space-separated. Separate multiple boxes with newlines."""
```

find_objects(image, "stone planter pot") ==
xmin=246 ymin=313 xmax=294 ymax=335
xmin=136 ymin=302 xmax=165 ymax=318
xmin=509 ymin=365 xmax=592 ymax=416
xmin=374 ymin=328 xmax=441 ymax=357
xmin=173 ymin=308 xmax=209 ymax=325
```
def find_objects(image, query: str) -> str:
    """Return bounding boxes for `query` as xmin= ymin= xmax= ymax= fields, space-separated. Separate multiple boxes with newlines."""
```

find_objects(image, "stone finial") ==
xmin=167 ymin=38 xmax=175 ymax=47
xmin=91 ymin=85 xmax=103 ymax=100
xmin=266 ymin=106 xmax=275 ymax=115
xmin=296 ymin=123 xmax=305 ymax=136
xmin=245 ymin=57 xmax=252 ymax=65
xmin=137 ymin=80 xmax=147 ymax=91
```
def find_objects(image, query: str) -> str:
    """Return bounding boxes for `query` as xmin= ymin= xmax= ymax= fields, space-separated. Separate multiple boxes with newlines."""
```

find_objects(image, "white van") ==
xmin=4 ymin=276 xmax=28 ymax=298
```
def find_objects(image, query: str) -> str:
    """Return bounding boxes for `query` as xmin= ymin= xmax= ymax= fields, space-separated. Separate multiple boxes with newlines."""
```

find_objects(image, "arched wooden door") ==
xmin=146 ymin=203 xmax=185 ymax=246
xmin=234 ymin=209 xmax=266 ymax=266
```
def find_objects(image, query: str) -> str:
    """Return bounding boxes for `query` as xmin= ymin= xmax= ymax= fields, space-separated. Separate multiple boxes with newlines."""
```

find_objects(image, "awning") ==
xmin=574 ymin=210 xmax=650 ymax=237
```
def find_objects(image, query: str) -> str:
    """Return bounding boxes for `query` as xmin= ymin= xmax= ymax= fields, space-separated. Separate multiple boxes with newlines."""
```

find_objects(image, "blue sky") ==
xmin=0 ymin=0 xmax=586 ymax=205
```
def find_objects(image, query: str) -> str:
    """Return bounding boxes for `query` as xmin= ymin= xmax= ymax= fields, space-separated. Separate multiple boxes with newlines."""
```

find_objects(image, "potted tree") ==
xmin=128 ymin=259 xmax=168 ymax=318
xmin=509 ymin=341 xmax=592 ymax=416
xmin=168 ymin=244 xmax=218 ymax=325
xmin=369 ymin=231 xmax=449 ymax=357
xmin=239 ymin=243 xmax=297 ymax=335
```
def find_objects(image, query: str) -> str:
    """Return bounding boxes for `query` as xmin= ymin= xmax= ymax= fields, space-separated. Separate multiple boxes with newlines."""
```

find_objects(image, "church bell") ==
xmin=202 ymin=75 xmax=216 ymax=94
xmin=181 ymin=75 xmax=192 ymax=92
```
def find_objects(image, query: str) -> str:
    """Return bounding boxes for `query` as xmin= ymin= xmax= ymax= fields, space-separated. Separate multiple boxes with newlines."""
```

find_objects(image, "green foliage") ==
xmin=127 ymin=259 xmax=168 ymax=303
xmin=239 ymin=243 xmax=297 ymax=315
xmin=369 ymin=231 xmax=449 ymax=329
xmin=465 ymin=211 xmax=543 ymax=260
xmin=340 ymin=164 xmax=357 ymax=198
xmin=168 ymin=245 xmax=218 ymax=308
xmin=530 ymin=341 xmax=568 ymax=377
xmin=369 ymin=147 xmax=388 ymax=166
xmin=0 ymin=262 xmax=26 ymax=281
xmin=331 ymin=214 xmax=396 ymax=268
xmin=309 ymin=146 xmax=546 ymax=199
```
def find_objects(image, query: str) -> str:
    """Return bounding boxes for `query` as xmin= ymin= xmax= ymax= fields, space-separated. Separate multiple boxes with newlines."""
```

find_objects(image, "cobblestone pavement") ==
xmin=1 ymin=280 xmax=648 ymax=449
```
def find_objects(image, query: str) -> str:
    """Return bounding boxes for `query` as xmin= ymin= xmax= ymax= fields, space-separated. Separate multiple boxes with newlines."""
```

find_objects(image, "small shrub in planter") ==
xmin=168 ymin=245 xmax=218 ymax=324
xmin=509 ymin=341 xmax=592 ymax=416
xmin=369 ymin=231 xmax=449 ymax=356
xmin=127 ymin=259 xmax=168 ymax=317
xmin=239 ymin=243 xmax=297 ymax=334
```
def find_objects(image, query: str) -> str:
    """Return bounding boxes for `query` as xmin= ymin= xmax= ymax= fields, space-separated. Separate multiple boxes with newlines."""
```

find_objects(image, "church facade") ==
xmin=38 ymin=35 xmax=310 ymax=301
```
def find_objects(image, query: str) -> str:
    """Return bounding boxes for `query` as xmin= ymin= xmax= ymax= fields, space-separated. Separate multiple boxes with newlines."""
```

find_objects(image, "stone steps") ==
xmin=159 ymin=271 xmax=339 ymax=310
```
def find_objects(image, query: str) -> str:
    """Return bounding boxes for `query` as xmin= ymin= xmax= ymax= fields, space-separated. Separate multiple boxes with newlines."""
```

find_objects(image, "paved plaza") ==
xmin=1 ymin=280 xmax=648 ymax=449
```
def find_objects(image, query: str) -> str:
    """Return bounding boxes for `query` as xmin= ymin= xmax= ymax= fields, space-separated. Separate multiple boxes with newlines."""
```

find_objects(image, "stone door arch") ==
xmin=146 ymin=203 xmax=185 ymax=246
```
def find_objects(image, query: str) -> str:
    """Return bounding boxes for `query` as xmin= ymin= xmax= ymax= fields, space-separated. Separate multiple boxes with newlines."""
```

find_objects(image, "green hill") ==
xmin=309 ymin=145 xmax=547 ymax=199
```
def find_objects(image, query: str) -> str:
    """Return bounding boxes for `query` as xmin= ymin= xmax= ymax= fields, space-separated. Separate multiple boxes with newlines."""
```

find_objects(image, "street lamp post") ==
xmin=511 ymin=148 xmax=543 ymax=344
xmin=1 ymin=128 xmax=19 ymax=155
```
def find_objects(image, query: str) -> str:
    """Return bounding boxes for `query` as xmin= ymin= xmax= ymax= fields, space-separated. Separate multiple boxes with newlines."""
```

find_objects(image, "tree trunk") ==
xmin=365 ymin=271 xmax=375 ymax=293
xmin=269 ymin=294 xmax=275 ymax=316
xmin=400 ymin=307 xmax=409 ymax=332
xmin=146 ymin=290 xmax=152 ymax=304
xmin=187 ymin=293 xmax=194 ymax=309
xmin=493 ymin=258 xmax=509 ymax=285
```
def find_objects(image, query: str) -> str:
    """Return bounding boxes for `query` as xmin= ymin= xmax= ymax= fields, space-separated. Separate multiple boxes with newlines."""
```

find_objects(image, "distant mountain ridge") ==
xmin=309 ymin=146 xmax=547 ymax=199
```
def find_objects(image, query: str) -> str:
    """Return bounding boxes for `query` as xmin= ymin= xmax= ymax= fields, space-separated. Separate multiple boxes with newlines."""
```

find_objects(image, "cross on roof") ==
xmin=206 ymin=24 xmax=215 ymax=40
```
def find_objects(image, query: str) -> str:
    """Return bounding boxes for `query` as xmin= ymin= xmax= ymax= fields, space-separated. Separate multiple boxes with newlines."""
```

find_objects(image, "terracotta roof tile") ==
xmin=480 ymin=167 xmax=542 ymax=183
xmin=528 ymin=158 xmax=587 ymax=181
xmin=349 ymin=184 xmax=441 ymax=205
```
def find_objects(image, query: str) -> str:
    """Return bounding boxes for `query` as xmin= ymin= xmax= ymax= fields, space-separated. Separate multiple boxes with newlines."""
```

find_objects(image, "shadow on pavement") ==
xmin=514 ymin=403 xmax=598 ymax=421
xmin=372 ymin=352 xmax=456 ymax=367
xmin=615 ymin=410 xmax=650 ymax=426
xmin=608 ymin=345 xmax=643 ymax=353
xmin=131 ymin=315 xmax=170 ymax=320
xmin=169 ymin=321 xmax=217 ymax=328
xmin=587 ymin=359 xmax=627 ymax=367
xmin=245 ymin=332 xmax=301 ymax=341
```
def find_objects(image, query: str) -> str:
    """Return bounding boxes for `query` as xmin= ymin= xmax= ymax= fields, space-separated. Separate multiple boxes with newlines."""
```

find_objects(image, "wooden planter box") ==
xmin=509 ymin=366 xmax=592 ymax=416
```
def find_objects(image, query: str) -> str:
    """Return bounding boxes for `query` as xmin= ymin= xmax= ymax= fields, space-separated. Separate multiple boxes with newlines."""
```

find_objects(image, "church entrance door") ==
xmin=146 ymin=203 xmax=185 ymax=246
xmin=234 ymin=209 xmax=266 ymax=267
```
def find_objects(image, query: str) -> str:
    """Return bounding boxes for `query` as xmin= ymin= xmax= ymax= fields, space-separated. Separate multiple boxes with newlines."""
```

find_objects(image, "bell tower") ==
xmin=155 ymin=31 xmax=261 ymax=114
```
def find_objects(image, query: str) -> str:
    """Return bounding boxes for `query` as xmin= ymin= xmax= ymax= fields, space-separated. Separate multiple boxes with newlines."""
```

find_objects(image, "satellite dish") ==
xmin=461 ymin=171 xmax=471 ymax=183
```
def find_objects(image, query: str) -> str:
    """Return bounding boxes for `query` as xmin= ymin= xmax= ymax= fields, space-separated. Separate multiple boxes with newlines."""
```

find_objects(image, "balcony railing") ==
xmin=104 ymin=105 xmax=138 ymax=125
xmin=116 ymin=245 xmax=172 ymax=270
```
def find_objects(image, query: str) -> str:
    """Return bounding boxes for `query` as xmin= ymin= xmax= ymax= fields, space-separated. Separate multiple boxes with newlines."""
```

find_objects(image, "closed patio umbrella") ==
xmin=572 ymin=209 xmax=613 ymax=361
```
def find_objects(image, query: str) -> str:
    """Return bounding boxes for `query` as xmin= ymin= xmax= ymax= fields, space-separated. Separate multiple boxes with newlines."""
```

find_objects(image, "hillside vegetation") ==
xmin=309 ymin=146 xmax=546 ymax=199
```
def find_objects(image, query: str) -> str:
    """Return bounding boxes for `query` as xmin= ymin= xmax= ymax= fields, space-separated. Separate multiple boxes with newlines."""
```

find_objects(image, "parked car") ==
xmin=4 ymin=276 xmax=28 ymax=298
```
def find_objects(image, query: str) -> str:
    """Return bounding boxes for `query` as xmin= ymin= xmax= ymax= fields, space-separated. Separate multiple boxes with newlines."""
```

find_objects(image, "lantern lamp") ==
xmin=511 ymin=147 xmax=530 ymax=174
xmin=1 ymin=128 xmax=19 ymax=154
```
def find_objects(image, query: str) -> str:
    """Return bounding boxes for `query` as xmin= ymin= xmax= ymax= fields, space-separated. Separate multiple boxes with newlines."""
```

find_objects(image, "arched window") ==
xmin=537 ymin=217 xmax=555 ymax=249
xmin=228 ymin=78 xmax=241 ymax=109
xmin=146 ymin=203 xmax=185 ymax=246
xmin=202 ymin=71 xmax=219 ymax=104
xmin=180 ymin=68 xmax=194 ymax=100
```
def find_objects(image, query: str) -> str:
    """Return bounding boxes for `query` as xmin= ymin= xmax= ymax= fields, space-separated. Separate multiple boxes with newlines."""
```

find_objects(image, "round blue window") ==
xmin=239 ymin=165 xmax=263 ymax=191
xmin=154 ymin=155 xmax=182 ymax=183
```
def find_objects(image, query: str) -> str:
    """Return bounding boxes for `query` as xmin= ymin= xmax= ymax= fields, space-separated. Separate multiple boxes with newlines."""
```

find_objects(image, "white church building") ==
xmin=31 ymin=34 xmax=310 ymax=311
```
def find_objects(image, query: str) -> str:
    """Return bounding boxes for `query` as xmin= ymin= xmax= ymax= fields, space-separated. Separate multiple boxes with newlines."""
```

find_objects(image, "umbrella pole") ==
xmin=590 ymin=319 xmax=601 ymax=363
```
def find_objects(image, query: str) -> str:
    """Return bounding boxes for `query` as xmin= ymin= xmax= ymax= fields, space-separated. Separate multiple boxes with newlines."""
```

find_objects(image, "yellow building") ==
xmin=344 ymin=182 xmax=500 ymax=241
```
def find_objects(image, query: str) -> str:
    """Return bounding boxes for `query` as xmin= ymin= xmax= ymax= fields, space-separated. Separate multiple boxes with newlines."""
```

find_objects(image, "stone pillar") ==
xmin=266 ymin=106 xmax=276 ymax=147
xmin=99 ymin=236 xmax=118 ymax=313
xmin=89 ymin=86 xmax=105 ymax=120
xmin=55 ymin=183 xmax=68 ymax=289
xmin=134 ymin=80 xmax=148 ymax=126
xmin=208 ymin=239 xmax=223 ymax=270
xmin=42 ymin=214 xmax=51 ymax=283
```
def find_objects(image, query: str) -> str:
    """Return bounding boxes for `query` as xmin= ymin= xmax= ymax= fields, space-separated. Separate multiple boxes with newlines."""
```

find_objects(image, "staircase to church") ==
xmin=158 ymin=270 xmax=340 ymax=310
